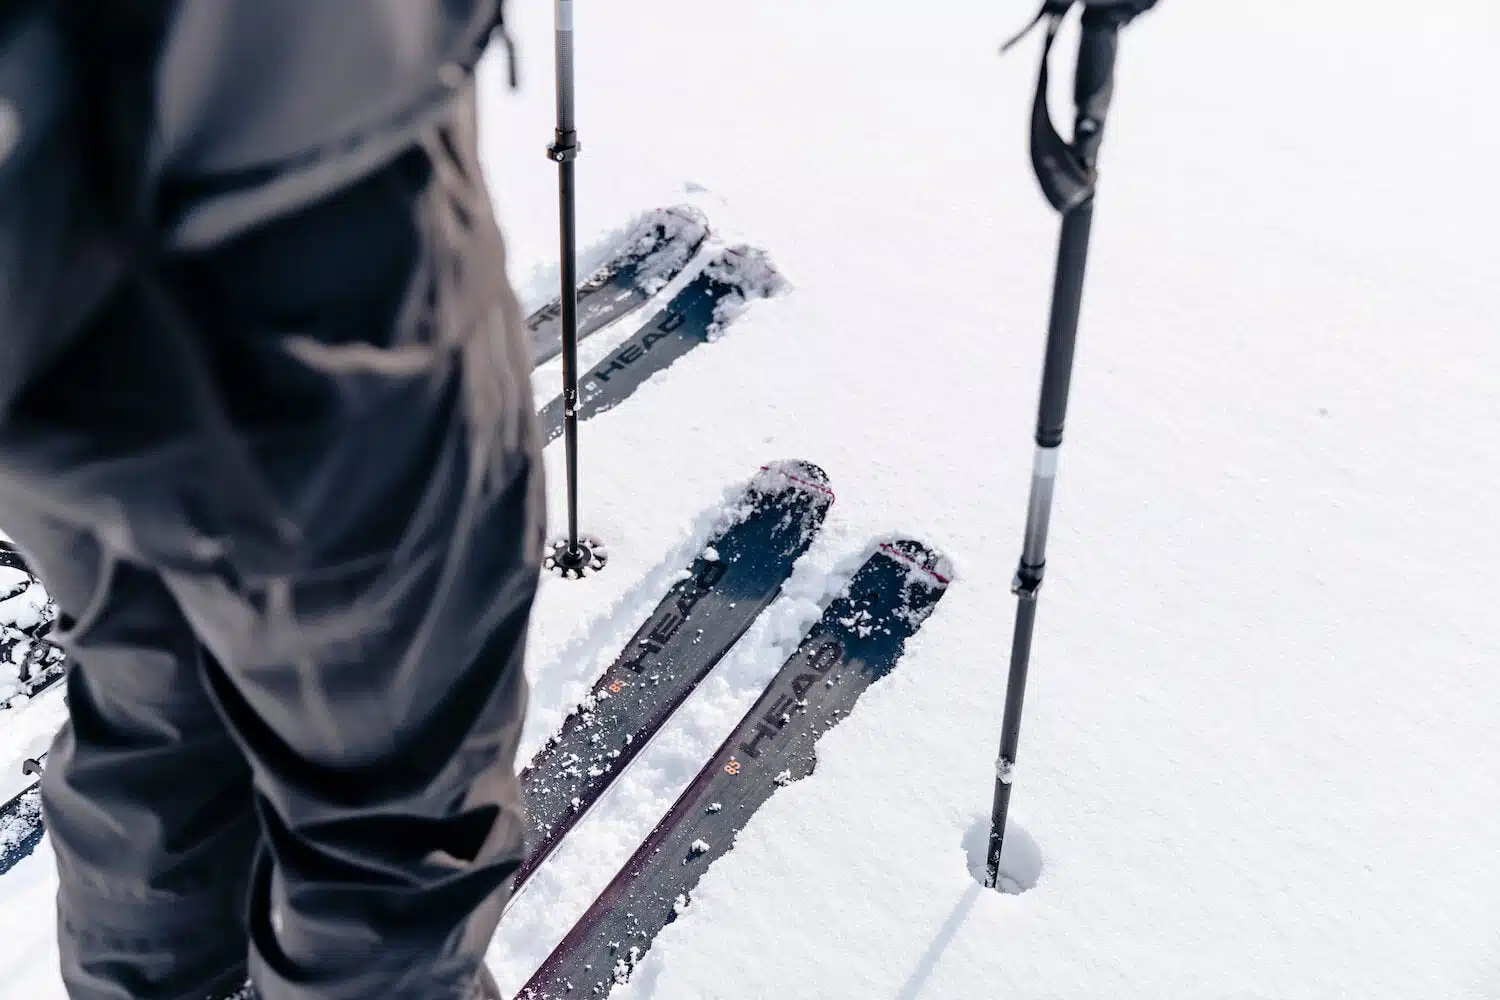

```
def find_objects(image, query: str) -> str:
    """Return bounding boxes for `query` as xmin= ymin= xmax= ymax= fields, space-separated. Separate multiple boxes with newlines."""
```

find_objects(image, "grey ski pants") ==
xmin=0 ymin=95 xmax=542 ymax=1000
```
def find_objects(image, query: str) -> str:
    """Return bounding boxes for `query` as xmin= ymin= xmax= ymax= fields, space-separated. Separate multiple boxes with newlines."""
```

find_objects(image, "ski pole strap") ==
xmin=1004 ymin=0 xmax=1154 ymax=214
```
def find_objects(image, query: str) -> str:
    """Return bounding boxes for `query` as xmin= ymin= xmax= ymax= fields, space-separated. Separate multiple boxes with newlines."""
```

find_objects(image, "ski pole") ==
xmin=545 ymin=0 xmax=605 ymax=578
xmin=987 ymin=0 xmax=1155 ymax=889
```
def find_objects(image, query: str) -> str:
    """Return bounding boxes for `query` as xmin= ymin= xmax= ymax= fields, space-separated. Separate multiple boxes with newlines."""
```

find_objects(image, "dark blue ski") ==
xmin=519 ymin=540 xmax=952 ymax=999
xmin=1 ymin=625 xmax=65 ymax=714
xmin=0 ymin=784 xmax=42 ymax=877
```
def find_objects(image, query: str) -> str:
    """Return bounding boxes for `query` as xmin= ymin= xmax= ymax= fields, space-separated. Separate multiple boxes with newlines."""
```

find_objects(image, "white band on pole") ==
xmin=1033 ymin=445 xmax=1060 ymax=479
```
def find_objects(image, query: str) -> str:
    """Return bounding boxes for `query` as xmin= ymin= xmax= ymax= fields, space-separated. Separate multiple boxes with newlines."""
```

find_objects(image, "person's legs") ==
xmin=155 ymin=92 xmax=542 ymax=1000
xmin=2 ymin=508 xmax=258 ymax=1000
xmin=1 ymin=83 xmax=539 ymax=999
xmin=167 ymin=436 xmax=538 ymax=1000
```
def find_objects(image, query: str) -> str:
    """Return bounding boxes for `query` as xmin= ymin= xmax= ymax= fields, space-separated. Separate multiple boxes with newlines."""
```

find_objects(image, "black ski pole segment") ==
xmin=987 ymin=0 xmax=1152 ymax=890
xmin=544 ymin=0 xmax=605 ymax=579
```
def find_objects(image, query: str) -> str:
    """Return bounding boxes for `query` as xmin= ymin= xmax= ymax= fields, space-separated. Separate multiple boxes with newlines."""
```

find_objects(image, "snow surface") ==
xmin=3 ymin=0 xmax=1499 ymax=997
xmin=0 ymin=568 xmax=47 ymax=636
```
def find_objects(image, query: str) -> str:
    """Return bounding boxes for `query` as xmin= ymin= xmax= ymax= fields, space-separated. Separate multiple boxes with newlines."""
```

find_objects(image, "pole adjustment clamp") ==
xmin=1012 ymin=562 xmax=1045 ymax=599
xmin=548 ymin=130 xmax=581 ymax=163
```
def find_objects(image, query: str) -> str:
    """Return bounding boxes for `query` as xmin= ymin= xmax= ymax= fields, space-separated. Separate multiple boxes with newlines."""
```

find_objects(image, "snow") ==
xmin=3 ymin=1 xmax=1500 ymax=998
xmin=629 ymin=206 xmax=710 ymax=296
xmin=702 ymin=246 xmax=790 ymax=329
xmin=0 ymin=567 xmax=48 ymax=636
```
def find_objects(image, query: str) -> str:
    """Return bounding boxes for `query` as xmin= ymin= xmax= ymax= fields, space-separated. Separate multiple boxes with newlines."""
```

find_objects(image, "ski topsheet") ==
xmin=514 ymin=461 xmax=833 ymax=892
xmin=0 ymin=784 xmax=41 ymax=877
xmin=0 ymin=541 xmax=62 ymax=878
xmin=519 ymin=540 xmax=952 ymax=999
xmin=536 ymin=245 xmax=786 ymax=444
xmin=0 ymin=679 xmax=67 ymax=876
xmin=525 ymin=206 xmax=710 ymax=368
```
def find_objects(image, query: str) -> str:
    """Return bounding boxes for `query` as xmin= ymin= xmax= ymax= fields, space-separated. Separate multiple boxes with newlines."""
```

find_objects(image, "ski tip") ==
xmin=705 ymin=245 xmax=789 ymax=303
xmin=625 ymin=206 xmax=713 ymax=297
xmin=633 ymin=204 xmax=709 ymax=250
xmin=662 ymin=203 xmax=711 ymax=233
xmin=878 ymin=539 xmax=954 ymax=588
xmin=756 ymin=460 xmax=835 ymax=503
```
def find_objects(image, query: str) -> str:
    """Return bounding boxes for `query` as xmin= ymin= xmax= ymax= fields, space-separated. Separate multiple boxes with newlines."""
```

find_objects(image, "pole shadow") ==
xmin=893 ymin=882 xmax=984 ymax=1000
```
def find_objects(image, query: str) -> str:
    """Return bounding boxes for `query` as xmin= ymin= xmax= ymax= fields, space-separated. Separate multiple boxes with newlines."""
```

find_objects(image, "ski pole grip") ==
xmin=1073 ymin=9 xmax=1120 ymax=168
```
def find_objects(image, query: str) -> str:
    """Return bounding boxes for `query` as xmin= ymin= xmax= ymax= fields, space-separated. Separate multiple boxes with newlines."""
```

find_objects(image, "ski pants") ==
xmin=0 ymin=94 xmax=543 ymax=1000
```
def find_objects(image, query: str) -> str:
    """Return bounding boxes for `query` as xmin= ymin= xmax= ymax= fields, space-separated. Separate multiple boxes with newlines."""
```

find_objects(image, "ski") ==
xmin=519 ymin=539 xmax=952 ymax=999
xmin=525 ymin=206 xmax=710 ymax=368
xmin=0 ymin=539 xmax=30 ymax=573
xmin=2 ymin=546 xmax=65 ymax=713
xmin=512 ymin=460 xmax=833 ymax=893
xmin=1 ymin=623 xmax=66 ymax=713
xmin=0 ymin=782 xmax=42 ymax=878
xmin=0 ymin=677 xmax=66 ymax=877
xmin=536 ymin=245 xmax=786 ymax=445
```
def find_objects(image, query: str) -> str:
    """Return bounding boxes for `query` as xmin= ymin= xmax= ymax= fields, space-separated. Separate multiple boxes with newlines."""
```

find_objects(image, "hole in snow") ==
xmin=963 ymin=814 xmax=1042 ymax=895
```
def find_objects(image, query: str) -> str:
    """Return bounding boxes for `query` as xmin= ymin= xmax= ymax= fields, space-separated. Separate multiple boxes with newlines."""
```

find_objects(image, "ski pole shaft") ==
xmin=550 ymin=0 xmax=582 ymax=557
xmin=986 ymin=203 xmax=1093 ymax=888
xmin=987 ymin=3 xmax=1127 ymax=889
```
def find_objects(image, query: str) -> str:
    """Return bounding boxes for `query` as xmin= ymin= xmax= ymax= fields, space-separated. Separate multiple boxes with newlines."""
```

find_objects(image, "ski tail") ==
xmin=519 ymin=539 xmax=951 ymax=999
xmin=0 ymin=785 xmax=42 ymax=878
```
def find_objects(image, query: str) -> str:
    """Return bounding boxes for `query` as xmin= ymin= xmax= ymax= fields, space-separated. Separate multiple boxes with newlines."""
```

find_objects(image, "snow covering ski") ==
xmin=520 ymin=539 xmax=951 ymax=999
xmin=0 ymin=541 xmax=61 ymax=712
